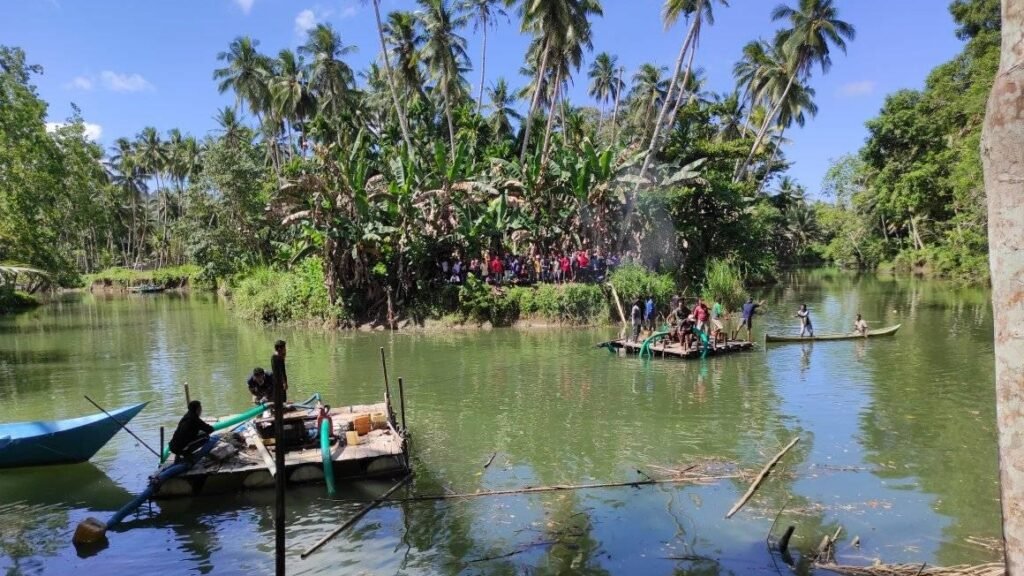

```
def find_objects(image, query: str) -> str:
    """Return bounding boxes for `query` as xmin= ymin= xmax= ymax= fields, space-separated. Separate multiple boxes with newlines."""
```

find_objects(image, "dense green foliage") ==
xmin=86 ymin=264 xmax=204 ymax=288
xmin=2 ymin=0 xmax=871 ymax=319
xmin=606 ymin=264 xmax=675 ymax=309
xmin=811 ymin=0 xmax=998 ymax=282
xmin=231 ymin=258 xmax=343 ymax=324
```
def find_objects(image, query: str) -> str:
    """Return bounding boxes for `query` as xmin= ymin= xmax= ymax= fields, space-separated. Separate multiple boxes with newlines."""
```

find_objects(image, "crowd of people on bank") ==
xmin=437 ymin=248 xmax=636 ymax=286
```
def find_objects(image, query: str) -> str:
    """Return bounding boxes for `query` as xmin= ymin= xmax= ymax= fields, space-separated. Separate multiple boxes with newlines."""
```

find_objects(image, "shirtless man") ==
xmin=854 ymin=314 xmax=869 ymax=337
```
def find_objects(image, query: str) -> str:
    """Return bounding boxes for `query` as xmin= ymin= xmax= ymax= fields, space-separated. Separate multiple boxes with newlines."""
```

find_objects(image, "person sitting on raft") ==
xmin=169 ymin=400 xmax=216 ymax=464
xmin=247 ymin=367 xmax=274 ymax=404
xmin=854 ymin=314 xmax=869 ymax=337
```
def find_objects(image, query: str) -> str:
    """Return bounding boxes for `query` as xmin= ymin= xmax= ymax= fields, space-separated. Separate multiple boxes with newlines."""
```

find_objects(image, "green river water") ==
xmin=0 ymin=271 xmax=1001 ymax=575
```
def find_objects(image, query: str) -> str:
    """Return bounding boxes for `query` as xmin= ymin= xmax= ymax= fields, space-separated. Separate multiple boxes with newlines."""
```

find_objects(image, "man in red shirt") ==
xmin=576 ymin=251 xmax=590 ymax=282
xmin=489 ymin=254 xmax=504 ymax=284
xmin=559 ymin=254 xmax=571 ymax=284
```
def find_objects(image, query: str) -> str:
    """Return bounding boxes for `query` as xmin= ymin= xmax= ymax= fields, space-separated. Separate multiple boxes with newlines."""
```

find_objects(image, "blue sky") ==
xmin=2 ymin=0 xmax=965 ymax=194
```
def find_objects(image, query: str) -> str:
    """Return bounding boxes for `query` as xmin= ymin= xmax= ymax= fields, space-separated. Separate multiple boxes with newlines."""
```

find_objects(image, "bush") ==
xmin=507 ymin=283 xmax=608 ymax=324
xmin=86 ymin=265 xmax=205 ymax=289
xmin=0 ymin=289 xmax=39 ymax=314
xmin=701 ymin=259 xmax=747 ymax=313
xmin=457 ymin=275 xmax=519 ymax=326
xmin=232 ymin=258 xmax=344 ymax=324
xmin=607 ymin=264 xmax=676 ymax=309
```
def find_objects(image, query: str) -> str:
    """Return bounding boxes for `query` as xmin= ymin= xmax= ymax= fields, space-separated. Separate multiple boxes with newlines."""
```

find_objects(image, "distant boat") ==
xmin=0 ymin=402 xmax=148 ymax=468
xmin=128 ymin=284 xmax=164 ymax=293
xmin=764 ymin=324 xmax=902 ymax=343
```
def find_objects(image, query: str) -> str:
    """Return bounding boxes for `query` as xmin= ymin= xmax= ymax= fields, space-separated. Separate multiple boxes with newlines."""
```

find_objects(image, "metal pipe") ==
xmin=398 ymin=378 xmax=406 ymax=433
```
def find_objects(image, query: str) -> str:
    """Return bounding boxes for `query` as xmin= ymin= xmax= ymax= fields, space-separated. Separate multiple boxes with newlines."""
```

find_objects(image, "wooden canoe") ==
xmin=764 ymin=324 xmax=901 ymax=343
xmin=0 ymin=402 xmax=148 ymax=468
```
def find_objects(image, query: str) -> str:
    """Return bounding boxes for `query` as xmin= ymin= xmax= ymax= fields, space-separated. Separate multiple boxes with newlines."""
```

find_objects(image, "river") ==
xmin=0 ymin=271 xmax=1001 ymax=575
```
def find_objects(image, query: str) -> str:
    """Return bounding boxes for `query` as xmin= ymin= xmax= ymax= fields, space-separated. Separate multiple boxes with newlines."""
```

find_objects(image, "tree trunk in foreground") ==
xmin=982 ymin=1 xmax=1024 ymax=572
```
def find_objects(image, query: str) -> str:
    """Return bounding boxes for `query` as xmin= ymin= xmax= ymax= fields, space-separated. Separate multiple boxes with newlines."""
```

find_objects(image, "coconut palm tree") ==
xmin=213 ymin=36 xmax=272 ymax=123
xmin=366 ymin=0 xmax=415 ymax=150
xmin=298 ymin=24 xmax=357 ymax=123
xmin=639 ymin=0 xmax=727 ymax=181
xmin=735 ymin=0 xmax=855 ymax=181
xmin=518 ymin=0 xmax=603 ymax=162
xmin=628 ymin=63 xmax=669 ymax=144
xmin=384 ymin=11 xmax=427 ymax=100
xmin=757 ymin=80 xmax=817 ymax=192
xmin=459 ymin=0 xmax=511 ymax=114
xmin=417 ymin=0 xmax=470 ymax=162
xmin=487 ymin=77 xmax=521 ymax=140
xmin=213 ymin=106 xmax=249 ymax=147
xmin=732 ymin=39 xmax=771 ymax=136
xmin=270 ymin=48 xmax=315 ymax=152
xmin=587 ymin=51 xmax=622 ymax=138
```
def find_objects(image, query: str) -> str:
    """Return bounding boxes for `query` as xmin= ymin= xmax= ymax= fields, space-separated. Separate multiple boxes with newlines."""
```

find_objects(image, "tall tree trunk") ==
xmin=638 ymin=16 xmax=699 ymax=182
xmin=756 ymin=125 xmax=786 ymax=194
xmin=736 ymin=71 xmax=797 ymax=182
xmin=611 ymin=67 xmax=623 ymax=144
xmin=667 ymin=35 xmax=700 ymax=133
xmin=520 ymin=38 xmax=551 ymax=162
xmin=476 ymin=18 xmax=488 ymax=115
xmin=982 ymin=3 xmax=1024 ymax=570
xmin=444 ymin=85 xmax=457 ymax=163
xmin=541 ymin=63 xmax=563 ymax=167
xmin=372 ymin=0 xmax=414 ymax=151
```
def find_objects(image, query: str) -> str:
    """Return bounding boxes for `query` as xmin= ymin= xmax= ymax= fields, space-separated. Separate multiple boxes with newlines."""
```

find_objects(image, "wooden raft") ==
xmin=600 ymin=338 xmax=755 ymax=359
xmin=155 ymin=401 xmax=409 ymax=498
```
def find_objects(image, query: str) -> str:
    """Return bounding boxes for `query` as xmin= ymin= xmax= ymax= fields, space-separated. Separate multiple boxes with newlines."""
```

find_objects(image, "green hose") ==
xmin=639 ymin=331 xmax=670 ymax=359
xmin=320 ymin=419 xmax=336 ymax=495
xmin=160 ymin=403 xmax=268 ymax=462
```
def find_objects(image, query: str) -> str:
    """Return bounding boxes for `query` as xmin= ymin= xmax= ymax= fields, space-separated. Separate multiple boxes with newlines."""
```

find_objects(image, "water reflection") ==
xmin=0 ymin=272 xmax=1003 ymax=574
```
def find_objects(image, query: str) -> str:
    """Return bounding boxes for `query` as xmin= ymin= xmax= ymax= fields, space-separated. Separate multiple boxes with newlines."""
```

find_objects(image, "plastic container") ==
xmin=370 ymin=412 xmax=388 ymax=430
xmin=353 ymin=414 xmax=371 ymax=436
xmin=345 ymin=430 xmax=360 ymax=446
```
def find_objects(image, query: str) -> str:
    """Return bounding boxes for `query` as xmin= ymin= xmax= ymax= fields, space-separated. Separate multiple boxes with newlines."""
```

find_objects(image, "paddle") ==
xmin=83 ymin=395 xmax=160 ymax=459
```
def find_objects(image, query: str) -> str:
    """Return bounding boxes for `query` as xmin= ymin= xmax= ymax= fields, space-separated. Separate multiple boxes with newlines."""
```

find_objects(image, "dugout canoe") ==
xmin=0 ymin=402 xmax=148 ymax=468
xmin=764 ymin=324 xmax=901 ymax=343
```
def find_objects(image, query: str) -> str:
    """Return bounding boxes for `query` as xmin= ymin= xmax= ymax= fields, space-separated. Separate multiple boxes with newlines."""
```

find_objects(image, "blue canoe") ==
xmin=0 ymin=402 xmax=148 ymax=469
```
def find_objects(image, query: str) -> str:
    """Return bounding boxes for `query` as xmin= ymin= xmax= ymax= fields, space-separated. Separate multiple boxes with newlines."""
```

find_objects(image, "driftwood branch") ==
xmin=726 ymin=437 xmax=800 ymax=518
xmin=301 ymin=473 xmax=413 ymax=559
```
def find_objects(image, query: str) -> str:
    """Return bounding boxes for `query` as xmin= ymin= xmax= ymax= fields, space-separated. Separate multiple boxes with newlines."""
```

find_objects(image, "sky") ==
xmin=1 ymin=0 xmax=966 ymax=195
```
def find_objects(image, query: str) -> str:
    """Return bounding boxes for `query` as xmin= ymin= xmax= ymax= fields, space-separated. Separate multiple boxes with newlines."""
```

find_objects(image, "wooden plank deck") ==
xmin=601 ymin=338 xmax=755 ymax=359
xmin=155 ymin=401 xmax=409 ymax=498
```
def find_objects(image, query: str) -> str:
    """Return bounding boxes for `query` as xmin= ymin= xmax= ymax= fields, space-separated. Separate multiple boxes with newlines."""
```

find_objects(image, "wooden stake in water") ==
xmin=274 ymin=372 xmax=286 ymax=575
xmin=184 ymin=383 xmax=191 ymax=407
xmin=398 ymin=377 xmax=406 ymax=433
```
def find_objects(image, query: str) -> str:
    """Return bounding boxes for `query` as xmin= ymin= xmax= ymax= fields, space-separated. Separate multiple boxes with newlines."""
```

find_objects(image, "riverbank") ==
xmin=228 ymin=260 xmax=683 ymax=330
xmin=84 ymin=265 xmax=207 ymax=291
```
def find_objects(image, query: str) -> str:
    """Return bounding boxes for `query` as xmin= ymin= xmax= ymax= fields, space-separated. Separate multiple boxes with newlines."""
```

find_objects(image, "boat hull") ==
xmin=764 ymin=324 xmax=901 ymax=343
xmin=0 ymin=402 xmax=148 ymax=469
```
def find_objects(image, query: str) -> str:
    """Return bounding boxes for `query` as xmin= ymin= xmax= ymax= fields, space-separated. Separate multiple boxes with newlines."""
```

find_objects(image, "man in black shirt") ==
xmin=247 ymin=367 xmax=273 ymax=404
xmin=271 ymin=340 xmax=288 ymax=401
xmin=169 ymin=400 xmax=215 ymax=464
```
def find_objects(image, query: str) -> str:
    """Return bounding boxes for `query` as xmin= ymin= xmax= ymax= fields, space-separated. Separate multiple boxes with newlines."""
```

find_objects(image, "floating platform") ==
xmin=599 ymin=337 xmax=755 ymax=359
xmin=155 ymin=400 xmax=409 ymax=498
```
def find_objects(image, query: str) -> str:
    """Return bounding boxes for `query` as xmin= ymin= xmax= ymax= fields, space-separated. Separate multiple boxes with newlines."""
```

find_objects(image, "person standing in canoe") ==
xmin=733 ymin=297 xmax=762 ymax=342
xmin=630 ymin=298 xmax=643 ymax=342
xmin=854 ymin=314 xmax=869 ymax=337
xmin=271 ymin=340 xmax=288 ymax=401
xmin=796 ymin=304 xmax=814 ymax=337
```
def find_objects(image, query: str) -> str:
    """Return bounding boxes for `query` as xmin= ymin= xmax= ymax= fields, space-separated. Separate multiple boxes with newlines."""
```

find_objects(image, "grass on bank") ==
xmin=231 ymin=259 xmax=344 ymax=325
xmin=86 ymin=264 xmax=206 ymax=289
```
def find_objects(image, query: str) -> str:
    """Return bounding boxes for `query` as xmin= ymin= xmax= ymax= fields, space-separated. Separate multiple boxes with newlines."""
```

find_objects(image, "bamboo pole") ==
xmin=608 ymin=282 xmax=628 ymax=327
xmin=374 ymin=472 xmax=739 ymax=503
xmin=726 ymin=437 xmax=800 ymax=518
xmin=300 ymin=473 xmax=413 ymax=559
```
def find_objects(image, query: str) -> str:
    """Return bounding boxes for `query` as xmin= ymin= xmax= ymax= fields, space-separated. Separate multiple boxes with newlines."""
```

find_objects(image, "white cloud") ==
xmin=295 ymin=9 xmax=317 ymax=35
xmin=45 ymin=121 xmax=103 ymax=141
xmin=234 ymin=0 xmax=254 ymax=14
xmin=66 ymin=76 xmax=93 ymax=90
xmin=839 ymin=80 xmax=876 ymax=97
xmin=339 ymin=4 xmax=357 ymax=19
xmin=100 ymin=70 xmax=154 ymax=93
